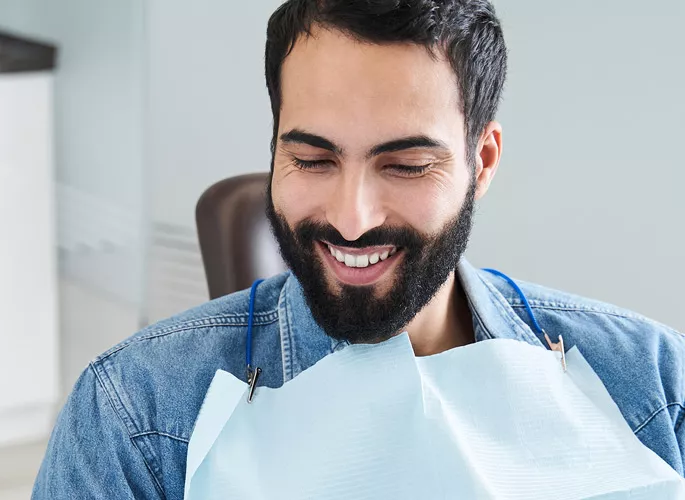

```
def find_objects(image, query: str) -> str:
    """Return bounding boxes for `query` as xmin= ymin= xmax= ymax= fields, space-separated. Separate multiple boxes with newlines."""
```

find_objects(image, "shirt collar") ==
xmin=279 ymin=258 xmax=544 ymax=381
xmin=456 ymin=259 xmax=543 ymax=347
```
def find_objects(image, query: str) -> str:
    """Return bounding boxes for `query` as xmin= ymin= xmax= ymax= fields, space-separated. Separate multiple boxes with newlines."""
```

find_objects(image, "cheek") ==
xmin=393 ymin=194 xmax=446 ymax=234
xmin=388 ymin=175 xmax=469 ymax=235
xmin=271 ymin=172 xmax=325 ymax=225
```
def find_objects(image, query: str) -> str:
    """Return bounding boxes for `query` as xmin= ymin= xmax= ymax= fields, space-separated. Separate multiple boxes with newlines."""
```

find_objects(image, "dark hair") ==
xmin=265 ymin=0 xmax=507 ymax=165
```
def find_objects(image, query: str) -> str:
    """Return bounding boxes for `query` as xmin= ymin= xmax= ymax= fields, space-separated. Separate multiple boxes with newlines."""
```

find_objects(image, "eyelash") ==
xmin=292 ymin=158 xmax=432 ymax=176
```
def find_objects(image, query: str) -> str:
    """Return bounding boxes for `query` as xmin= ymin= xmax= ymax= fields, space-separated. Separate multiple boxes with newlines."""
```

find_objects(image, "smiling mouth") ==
xmin=316 ymin=241 xmax=403 ymax=286
xmin=324 ymin=243 xmax=399 ymax=268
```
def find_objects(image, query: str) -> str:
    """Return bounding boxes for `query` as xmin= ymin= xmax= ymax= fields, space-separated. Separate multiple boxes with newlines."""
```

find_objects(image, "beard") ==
xmin=265 ymin=177 xmax=476 ymax=344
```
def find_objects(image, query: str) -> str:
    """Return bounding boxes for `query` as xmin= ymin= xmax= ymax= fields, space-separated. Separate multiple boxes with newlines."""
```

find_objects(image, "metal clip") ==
xmin=246 ymin=366 xmax=261 ymax=404
xmin=544 ymin=331 xmax=567 ymax=372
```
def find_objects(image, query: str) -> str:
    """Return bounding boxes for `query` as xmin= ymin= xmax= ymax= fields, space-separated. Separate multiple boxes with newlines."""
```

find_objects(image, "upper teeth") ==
xmin=328 ymin=245 xmax=397 ymax=268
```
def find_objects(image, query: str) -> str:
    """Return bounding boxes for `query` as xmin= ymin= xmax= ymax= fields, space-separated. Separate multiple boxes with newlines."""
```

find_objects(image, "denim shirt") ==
xmin=32 ymin=260 xmax=685 ymax=499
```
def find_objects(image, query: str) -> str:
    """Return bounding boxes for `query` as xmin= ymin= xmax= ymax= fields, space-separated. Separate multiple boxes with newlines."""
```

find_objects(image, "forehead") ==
xmin=279 ymin=26 xmax=464 ymax=148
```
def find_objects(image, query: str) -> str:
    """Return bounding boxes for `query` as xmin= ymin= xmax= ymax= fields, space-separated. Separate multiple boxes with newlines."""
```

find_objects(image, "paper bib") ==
xmin=185 ymin=334 xmax=685 ymax=499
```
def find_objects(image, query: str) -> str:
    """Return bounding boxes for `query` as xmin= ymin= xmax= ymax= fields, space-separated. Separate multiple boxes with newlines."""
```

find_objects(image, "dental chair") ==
xmin=195 ymin=173 xmax=286 ymax=299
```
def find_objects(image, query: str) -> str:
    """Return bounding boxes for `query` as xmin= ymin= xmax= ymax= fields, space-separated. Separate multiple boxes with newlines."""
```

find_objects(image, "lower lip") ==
xmin=316 ymin=242 xmax=403 ymax=286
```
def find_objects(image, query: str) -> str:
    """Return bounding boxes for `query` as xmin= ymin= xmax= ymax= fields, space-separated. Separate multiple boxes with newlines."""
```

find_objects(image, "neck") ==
xmin=404 ymin=272 xmax=475 ymax=356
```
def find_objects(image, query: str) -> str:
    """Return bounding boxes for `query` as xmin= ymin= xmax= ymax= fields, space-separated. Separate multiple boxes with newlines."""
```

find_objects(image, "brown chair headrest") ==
xmin=196 ymin=173 xmax=286 ymax=299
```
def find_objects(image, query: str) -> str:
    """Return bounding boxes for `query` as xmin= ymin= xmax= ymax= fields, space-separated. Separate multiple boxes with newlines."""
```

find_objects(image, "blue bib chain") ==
xmin=482 ymin=268 xmax=566 ymax=371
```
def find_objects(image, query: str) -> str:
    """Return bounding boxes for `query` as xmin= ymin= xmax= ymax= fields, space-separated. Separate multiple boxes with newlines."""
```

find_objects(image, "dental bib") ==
xmin=184 ymin=334 xmax=685 ymax=499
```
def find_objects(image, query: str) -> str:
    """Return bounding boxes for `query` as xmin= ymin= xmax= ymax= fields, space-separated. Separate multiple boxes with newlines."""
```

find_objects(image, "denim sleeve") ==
xmin=32 ymin=365 xmax=163 ymax=499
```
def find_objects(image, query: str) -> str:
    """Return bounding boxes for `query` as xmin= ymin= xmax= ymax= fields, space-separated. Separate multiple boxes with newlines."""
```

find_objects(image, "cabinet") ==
xmin=0 ymin=32 xmax=58 ymax=447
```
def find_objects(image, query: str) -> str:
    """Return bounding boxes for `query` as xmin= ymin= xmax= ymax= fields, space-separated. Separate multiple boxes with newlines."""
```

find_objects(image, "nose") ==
xmin=325 ymin=168 xmax=386 ymax=242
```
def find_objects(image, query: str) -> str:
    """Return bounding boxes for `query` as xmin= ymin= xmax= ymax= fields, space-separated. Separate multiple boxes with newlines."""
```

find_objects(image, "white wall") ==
xmin=146 ymin=0 xmax=282 ymax=228
xmin=467 ymin=0 xmax=685 ymax=331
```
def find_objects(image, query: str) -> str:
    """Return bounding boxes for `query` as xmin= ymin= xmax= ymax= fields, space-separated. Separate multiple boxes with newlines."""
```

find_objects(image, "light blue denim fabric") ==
xmin=32 ymin=259 xmax=685 ymax=499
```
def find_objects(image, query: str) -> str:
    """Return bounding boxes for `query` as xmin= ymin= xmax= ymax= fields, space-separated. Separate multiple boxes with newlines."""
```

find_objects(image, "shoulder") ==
xmin=86 ymin=271 xmax=289 ymax=443
xmin=482 ymin=270 xmax=685 ymax=431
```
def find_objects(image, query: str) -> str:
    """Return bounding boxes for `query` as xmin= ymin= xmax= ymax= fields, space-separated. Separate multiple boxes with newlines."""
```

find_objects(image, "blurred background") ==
xmin=0 ymin=0 xmax=683 ymax=497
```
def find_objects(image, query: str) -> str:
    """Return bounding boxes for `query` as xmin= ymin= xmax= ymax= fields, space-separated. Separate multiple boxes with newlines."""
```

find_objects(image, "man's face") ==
xmin=268 ymin=26 xmax=478 ymax=343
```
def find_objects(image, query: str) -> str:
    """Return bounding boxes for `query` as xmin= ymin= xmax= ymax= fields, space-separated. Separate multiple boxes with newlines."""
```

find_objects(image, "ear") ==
xmin=473 ymin=121 xmax=503 ymax=201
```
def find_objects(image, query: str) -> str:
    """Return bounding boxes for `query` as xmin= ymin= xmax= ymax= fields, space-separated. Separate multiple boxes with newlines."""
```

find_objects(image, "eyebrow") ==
xmin=365 ymin=136 xmax=449 ymax=159
xmin=279 ymin=128 xmax=450 ymax=159
xmin=279 ymin=129 xmax=342 ymax=155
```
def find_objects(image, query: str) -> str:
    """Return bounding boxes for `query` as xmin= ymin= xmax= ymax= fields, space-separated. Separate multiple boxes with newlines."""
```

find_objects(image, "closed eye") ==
xmin=385 ymin=164 xmax=432 ymax=177
xmin=292 ymin=158 xmax=432 ymax=177
xmin=292 ymin=158 xmax=333 ymax=170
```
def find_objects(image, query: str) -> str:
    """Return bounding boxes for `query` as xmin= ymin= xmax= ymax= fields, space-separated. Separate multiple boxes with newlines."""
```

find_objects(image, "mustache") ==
xmin=294 ymin=219 xmax=424 ymax=250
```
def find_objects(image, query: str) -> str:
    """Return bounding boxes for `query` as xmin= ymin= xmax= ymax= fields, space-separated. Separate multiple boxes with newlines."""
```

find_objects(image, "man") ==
xmin=33 ymin=0 xmax=685 ymax=498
